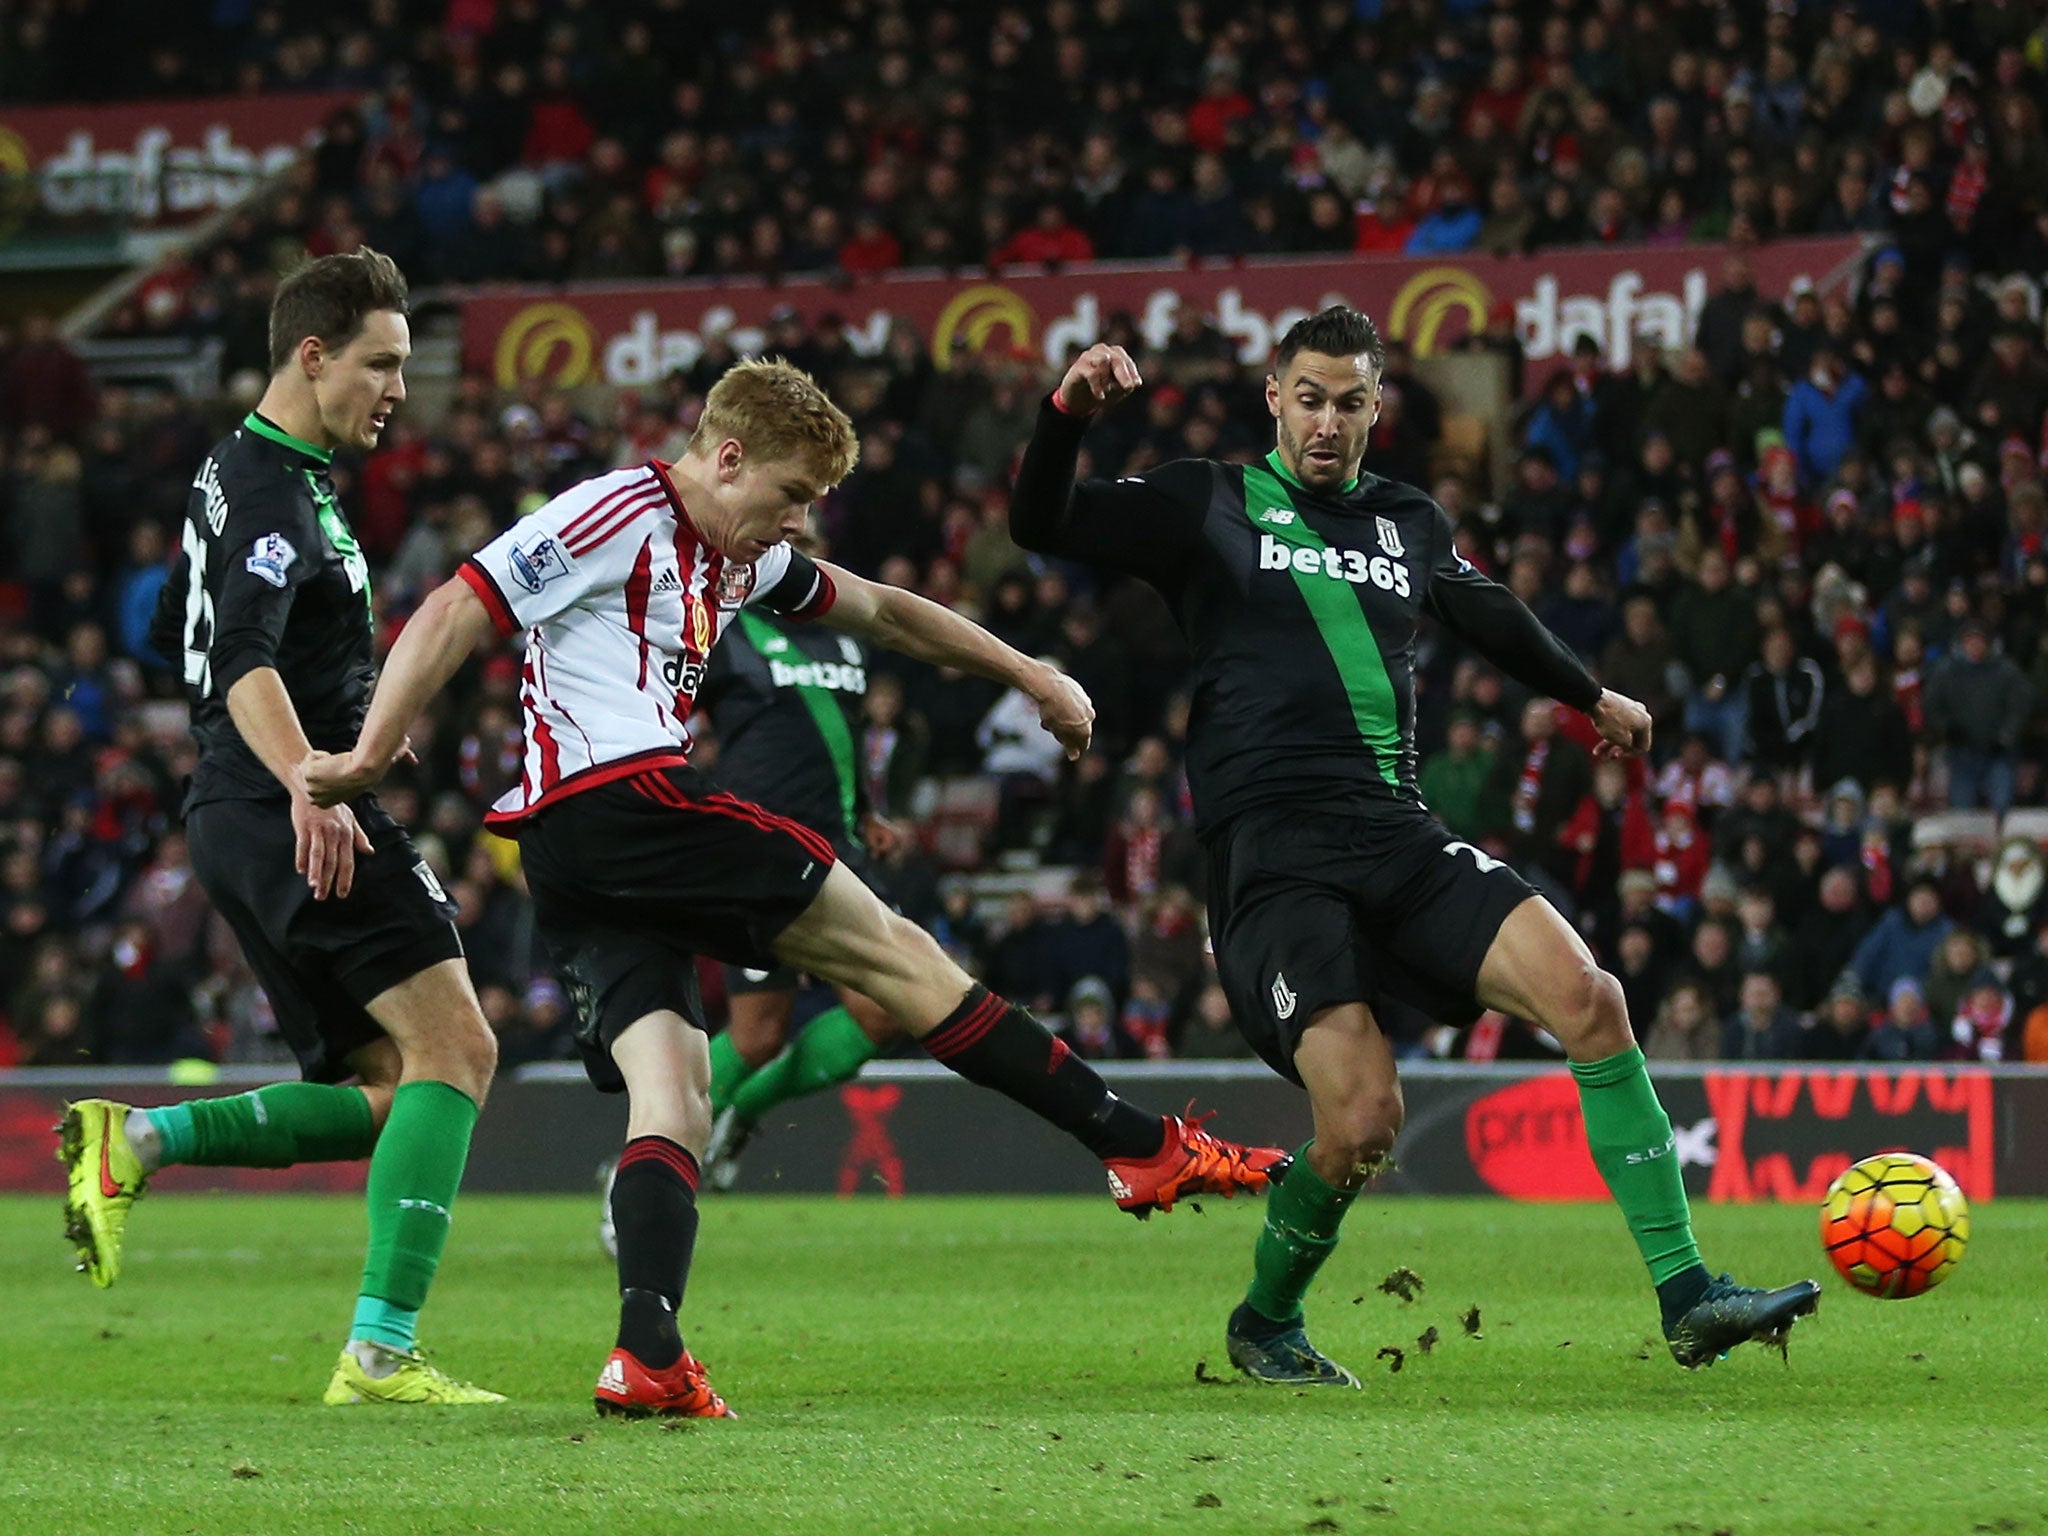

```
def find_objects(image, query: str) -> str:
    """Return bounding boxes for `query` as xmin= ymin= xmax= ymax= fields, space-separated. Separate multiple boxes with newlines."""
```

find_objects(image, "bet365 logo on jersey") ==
xmin=1259 ymin=532 xmax=1411 ymax=597
xmin=769 ymin=659 xmax=866 ymax=693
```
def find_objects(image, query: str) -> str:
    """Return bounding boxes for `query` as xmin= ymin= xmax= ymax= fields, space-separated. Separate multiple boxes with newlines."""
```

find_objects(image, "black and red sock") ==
xmin=922 ymin=985 xmax=1164 ymax=1160
xmin=611 ymin=1135 xmax=700 ymax=1370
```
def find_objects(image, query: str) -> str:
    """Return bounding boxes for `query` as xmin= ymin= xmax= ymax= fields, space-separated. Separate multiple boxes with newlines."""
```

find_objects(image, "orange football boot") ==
xmin=593 ymin=1347 xmax=735 ymax=1418
xmin=1103 ymin=1112 xmax=1290 ymax=1218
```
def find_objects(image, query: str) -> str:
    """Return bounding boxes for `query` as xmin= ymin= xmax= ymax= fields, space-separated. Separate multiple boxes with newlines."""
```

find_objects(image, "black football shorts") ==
xmin=1204 ymin=799 xmax=1535 ymax=1082
xmin=187 ymin=796 xmax=463 ymax=1083
xmin=516 ymin=763 xmax=836 ymax=1091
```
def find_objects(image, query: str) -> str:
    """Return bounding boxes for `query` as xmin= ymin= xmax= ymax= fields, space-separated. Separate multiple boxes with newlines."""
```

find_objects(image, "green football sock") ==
xmin=353 ymin=1081 xmax=478 ymax=1348
xmin=1571 ymin=1047 xmax=1705 ymax=1288
xmin=708 ymin=1030 xmax=758 ymax=1116
xmin=136 ymin=1084 xmax=377 ymax=1169
xmin=727 ymin=1006 xmax=882 ymax=1128
xmin=1243 ymin=1143 xmax=1359 ymax=1325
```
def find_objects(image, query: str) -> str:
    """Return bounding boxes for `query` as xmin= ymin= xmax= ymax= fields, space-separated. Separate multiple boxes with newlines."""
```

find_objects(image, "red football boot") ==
xmin=593 ymin=1347 xmax=735 ymax=1418
xmin=1103 ymin=1112 xmax=1291 ymax=1218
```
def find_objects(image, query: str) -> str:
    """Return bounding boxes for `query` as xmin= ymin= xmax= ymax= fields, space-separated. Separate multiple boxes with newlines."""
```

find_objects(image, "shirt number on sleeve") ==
xmin=181 ymin=522 xmax=215 ymax=696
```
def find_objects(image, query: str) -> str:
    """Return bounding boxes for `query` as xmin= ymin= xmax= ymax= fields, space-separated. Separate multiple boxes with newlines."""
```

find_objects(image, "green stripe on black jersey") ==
xmin=152 ymin=412 xmax=380 ymax=811
xmin=242 ymin=412 xmax=371 ymax=614
xmin=734 ymin=611 xmax=861 ymax=840
xmin=1010 ymin=395 xmax=1601 ymax=834
xmin=1240 ymin=456 xmax=1402 ymax=789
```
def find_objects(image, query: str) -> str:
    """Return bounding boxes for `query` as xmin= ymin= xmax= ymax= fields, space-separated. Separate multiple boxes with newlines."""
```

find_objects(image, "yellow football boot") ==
xmin=323 ymin=1346 xmax=507 ymax=1405
xmin=57 ymin=1099 xmax=148 ymax=1288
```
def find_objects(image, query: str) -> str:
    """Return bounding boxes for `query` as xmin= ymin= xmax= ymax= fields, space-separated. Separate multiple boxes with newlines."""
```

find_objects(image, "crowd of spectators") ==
xmin=6 ymin=0 xmax=2048 ymax=1073
xmin=4 ymin=0 xmax=2044 ymax=349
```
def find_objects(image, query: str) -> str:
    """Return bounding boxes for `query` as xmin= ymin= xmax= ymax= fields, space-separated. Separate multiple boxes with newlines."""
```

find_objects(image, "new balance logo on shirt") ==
xmin=1258 ymin=533 xmax=1412 ymax=597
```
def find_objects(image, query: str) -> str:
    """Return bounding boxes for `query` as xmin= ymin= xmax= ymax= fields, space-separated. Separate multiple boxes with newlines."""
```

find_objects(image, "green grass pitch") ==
xmin=2 ymin=1191 xmax=2042 ymax=1536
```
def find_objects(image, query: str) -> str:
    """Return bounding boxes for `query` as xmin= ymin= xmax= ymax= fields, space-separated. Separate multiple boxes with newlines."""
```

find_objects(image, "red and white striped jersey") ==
xmin=457 ymin=461 xmax=836 ymax=827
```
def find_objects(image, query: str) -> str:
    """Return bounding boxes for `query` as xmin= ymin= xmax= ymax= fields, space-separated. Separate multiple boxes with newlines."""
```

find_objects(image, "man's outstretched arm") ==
xmin=1423 ymin=530 xmax=1650 ymax=757
xmin=814 ymin=560 xmax=1095 ymax=758
xmin=304 ymin=576 xmax=498 ymax=806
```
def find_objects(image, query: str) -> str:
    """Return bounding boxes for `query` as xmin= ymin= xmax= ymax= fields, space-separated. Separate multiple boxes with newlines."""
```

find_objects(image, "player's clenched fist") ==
xmin=1031 ymin=664 xmax=1096 ymax=759
xmin=1056 ymin=343 xmax=1142 ymax=415
xmin=1589 ymin=688 xmax=1653 ymax=759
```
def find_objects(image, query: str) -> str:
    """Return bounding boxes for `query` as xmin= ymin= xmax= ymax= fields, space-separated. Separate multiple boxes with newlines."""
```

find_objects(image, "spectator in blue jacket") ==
xmin=1522 ymin=368 xmax=1599 ymax=484
xmin=1406 ymin=182 xmax=1483 ymax=255
xmin=113 ymin=522 xmax=172 ymax=668
xmin=1783 ymin=346 xmax=1868 ymax=487
xmin=412 ymin=147 xmax=480 ymax=248
xmin=1848 ymin=879 xmax=1953 ymax=1002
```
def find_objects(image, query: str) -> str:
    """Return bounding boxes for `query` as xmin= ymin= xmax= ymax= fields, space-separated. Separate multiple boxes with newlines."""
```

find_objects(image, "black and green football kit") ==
xmin=690 ymin=612 xmax=910 ymax=1156
xmin=700 ymin=610 xmax=875 ymax=995
xmin=149 ymin=411 xmax=461 ymax=1083
xmin=1011 ymin=397 xmax=1602 ymax=1079
xmin=1012 ymin=395 xmax=1822 ymax=1375
xmin=129 ymin=411 xmax=481 ymax=1375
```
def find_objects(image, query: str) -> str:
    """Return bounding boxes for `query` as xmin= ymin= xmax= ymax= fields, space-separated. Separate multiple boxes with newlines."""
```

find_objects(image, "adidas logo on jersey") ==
xmin=1259 ymin=532 xmax=1411 ymax=597
xmin=649 ymin=569 xmax=682 ymax=595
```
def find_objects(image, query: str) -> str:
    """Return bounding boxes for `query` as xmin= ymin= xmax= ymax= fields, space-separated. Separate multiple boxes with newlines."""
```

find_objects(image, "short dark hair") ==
xmin=1272 ymin=305 xmax=1384 ymax=378
xmin=268 ymin=246 xmax=409 ymax=375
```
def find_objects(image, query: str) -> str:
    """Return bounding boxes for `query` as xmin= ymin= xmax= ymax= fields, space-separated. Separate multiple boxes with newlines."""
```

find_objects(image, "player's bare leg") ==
xmin=773 ymin=862 xmax=1286 ymax=1214
xmin=723 ymin=989 xmax=798 ymax=1071
xmin=1292 ymin=1009 xmax=1405 ymax=1193
xmin=595 ymin=1010 xmax=732 ymax=1417
xmin=324 ymin=959 xmax=504 ymax=1404
xmin=1476 ymin=898 xmax=1818 ymax=1367
xmin=347 ymin=1036 xmax=404 ymax=1127
xmin=618 ymin=1011 xmax=716 ymax=1150
xmin=774 ymin=864 xmax=1006 ymax=1020
xmin=1226 ymin=1003 xmax=1399 ymax=1388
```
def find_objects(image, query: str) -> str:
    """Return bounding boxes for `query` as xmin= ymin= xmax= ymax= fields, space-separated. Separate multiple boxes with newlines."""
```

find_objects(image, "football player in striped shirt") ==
xmin=307 ymin=358 xmax=1288 ymax=1417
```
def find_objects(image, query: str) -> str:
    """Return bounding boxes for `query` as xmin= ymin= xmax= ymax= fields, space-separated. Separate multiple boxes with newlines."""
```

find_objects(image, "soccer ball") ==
xmin=1819 ymin=1152 xmax=1969 ymax=1299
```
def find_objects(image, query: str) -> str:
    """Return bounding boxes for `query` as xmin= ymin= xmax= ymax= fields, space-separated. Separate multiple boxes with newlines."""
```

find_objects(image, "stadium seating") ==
xmin=2 ymin=0 xmax=2047 ymax=1071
